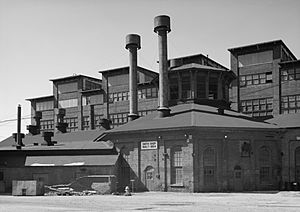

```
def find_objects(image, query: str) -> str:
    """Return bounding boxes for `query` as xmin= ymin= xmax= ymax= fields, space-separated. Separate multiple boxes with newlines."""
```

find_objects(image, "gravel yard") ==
xmin=1 ymin=191 xmax=300 ymax=212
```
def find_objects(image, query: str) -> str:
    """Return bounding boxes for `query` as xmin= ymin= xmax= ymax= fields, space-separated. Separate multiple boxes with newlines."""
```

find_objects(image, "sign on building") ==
xmin=141 ymin=141 xmax=157 ymax=150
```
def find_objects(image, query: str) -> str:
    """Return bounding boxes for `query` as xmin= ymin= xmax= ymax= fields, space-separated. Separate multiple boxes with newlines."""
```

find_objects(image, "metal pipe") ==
xmin=125 ymin=34 xmax=141 ymax=121
xmin=154 ymin=15 xmax=171 ymax=117
xmin=17 ymin=104 xmax=21 ymax=146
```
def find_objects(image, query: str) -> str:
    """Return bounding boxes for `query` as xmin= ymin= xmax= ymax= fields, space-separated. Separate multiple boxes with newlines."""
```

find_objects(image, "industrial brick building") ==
xmin=229 ymin=40 xmax=300 ymax=120
xmin=0 ymin=15 xmax=300 ymax=193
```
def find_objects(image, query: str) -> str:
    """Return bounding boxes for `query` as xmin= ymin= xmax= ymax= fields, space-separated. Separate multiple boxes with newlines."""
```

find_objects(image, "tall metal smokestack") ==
xmin=125 ymin=34 xmax=141 ymax=121
xmin=13 ymin=104 xmax=24 ymax=149
xmin=154 ymin=15 xmax=171 ymax=118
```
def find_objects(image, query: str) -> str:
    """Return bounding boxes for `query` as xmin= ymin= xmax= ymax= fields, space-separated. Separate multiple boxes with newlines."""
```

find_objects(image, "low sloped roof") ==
xmin=25 ymin=155 xmax=118 ymax=166
xmin=97 ymin=103 xmax=278 ymax=139
xmin=170 ymin=63 xmax=226 ymax=72
xmin=0 ymin=129 xmax=111 ymax=151
xmin=266 ymin=113 xmax=300 ymax=128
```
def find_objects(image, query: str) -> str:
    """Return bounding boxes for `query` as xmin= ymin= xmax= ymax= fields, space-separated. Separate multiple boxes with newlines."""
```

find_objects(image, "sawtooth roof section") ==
xmin=0 ymin=129 xmax=111 ymax=151
xmin=25 ymin=155 xmax=119 ymax=166
xmin=97 ymin=103 xmax=278 ymax=139
xmin=266 ymin=113 xmax=300 ymax=128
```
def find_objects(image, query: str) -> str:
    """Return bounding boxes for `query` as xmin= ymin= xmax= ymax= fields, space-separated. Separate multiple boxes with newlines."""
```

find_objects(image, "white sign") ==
xmin=141 ymin=141 xmax=157 ymax=150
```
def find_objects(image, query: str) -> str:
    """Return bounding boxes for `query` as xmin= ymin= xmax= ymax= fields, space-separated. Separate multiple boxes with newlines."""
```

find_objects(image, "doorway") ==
xmin=144 ymin=166 xmax=155 ymax=191
xmin=233 ymin=165 xmax=243 ymax=191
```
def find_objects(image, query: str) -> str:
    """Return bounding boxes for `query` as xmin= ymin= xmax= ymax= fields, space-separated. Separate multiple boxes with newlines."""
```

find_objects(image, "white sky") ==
xmin=0 ymin=0 xmax=300 ymax=140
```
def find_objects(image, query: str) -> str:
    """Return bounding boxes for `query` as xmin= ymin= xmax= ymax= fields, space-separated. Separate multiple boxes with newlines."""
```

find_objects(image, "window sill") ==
xmin=170 ymin=184 xmax=184 ymax=188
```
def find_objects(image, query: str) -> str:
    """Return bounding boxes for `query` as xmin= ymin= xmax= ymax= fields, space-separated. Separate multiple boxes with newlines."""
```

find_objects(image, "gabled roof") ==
xmin=168 ymin=53 xmax=229 ymax=70
xmin=0 ymin=129 xmax=111 ymax=151
xmin=266 ymin=113 xmax=300 ymax=128
xmin=96 ymin=103 xmax=278 ymax=140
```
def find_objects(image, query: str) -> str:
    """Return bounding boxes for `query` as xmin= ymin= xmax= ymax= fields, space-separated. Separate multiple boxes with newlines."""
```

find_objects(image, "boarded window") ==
xmin=203 ymin=147 xmax=216 ymax=185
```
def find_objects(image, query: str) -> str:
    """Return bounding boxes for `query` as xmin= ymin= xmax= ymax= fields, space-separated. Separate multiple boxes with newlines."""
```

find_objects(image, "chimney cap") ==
xmin=154 ymin=15 xmax=171 ymax=33
xmin=125 ymin=34 xmax=141 ymax=50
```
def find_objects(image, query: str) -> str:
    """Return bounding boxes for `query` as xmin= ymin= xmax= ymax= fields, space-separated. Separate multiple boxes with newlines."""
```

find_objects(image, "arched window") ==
xmin=203 ymin=147 xmax=216 ymax=185
xmin=295 ymin=147 xmax=300 ymax=182
xmin=259 ymin=146 xmax=271 ymax=184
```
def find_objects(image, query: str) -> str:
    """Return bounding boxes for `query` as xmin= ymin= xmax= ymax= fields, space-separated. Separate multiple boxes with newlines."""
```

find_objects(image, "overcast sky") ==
xmin=0 ymin=0 xmax=299 ymax=140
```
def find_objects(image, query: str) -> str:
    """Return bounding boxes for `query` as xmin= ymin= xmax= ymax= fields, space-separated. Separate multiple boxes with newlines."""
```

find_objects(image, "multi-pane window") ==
xmin=241 ymin=98 xmax=273 ymax=118
xmin=36 ymin=101 xmax=54 ymax=111
xmin=171 ymin=146 xmax=183 ymax=185
xmin=240 ymin=72 xmax=272 ymax=87
xmin=82 ymin=95 xmax=103 ymax=106
xmin=82 ymin=116 xmax=89 ymax=131
xmin=196 ymin=73 xmax=206 ymax=99
xmin=109 ymin=88 xmax=158 ymax=103
xmin=209 ymin=75 xmax=218 ymax=100
xmin=94 ymin=114 xmax=104 ymax=129
xmin=181 ymin=72 xmax=191 ymax=99
xmin=138 ymin=110 xmax=155 ymax=117
xmin=138 ymin=88 xmax=158 ymax=99
xmin=59 ymin=99 xmax=78 ymax=108
xmin=109 ymin=113 xmax=128 ymax=128
xmin=281 ymin=67 xmax=300 ymax=81
xmin=64 ymin=117 xmax=78 ymax=132
xmin=40 ymin=120 xmax=54 ymax=131
xmin=169 ymin=75 xmax=179 ymax=100
xmin=259 ymin=146 xmax=271 ymax=184
xmin=281 ymin=94 xmax=300 ymax=114
xmin=109 ymin=92 xmax=129 ymax=103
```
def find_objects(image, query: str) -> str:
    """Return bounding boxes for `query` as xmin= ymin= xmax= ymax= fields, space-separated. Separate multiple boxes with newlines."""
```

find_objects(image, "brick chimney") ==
xmin=125 ymin=34 xmax=141 ymax=121
xmin=154 ymin=15 xmax=171 ymax=117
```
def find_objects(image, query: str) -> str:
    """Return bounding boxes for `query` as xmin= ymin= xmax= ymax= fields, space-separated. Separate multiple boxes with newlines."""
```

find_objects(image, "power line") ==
xmin=0 ymin=116 xmax=31 ymax=124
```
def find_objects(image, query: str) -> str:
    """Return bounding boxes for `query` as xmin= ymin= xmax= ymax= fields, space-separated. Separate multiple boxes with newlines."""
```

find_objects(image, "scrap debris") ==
xmin=45 ymin=185 xmax=97 ymax=196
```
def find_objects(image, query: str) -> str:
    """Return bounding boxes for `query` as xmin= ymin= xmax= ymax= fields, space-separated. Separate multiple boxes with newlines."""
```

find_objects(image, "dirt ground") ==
xmin=1 ymin=191 xmax=300 ymax=212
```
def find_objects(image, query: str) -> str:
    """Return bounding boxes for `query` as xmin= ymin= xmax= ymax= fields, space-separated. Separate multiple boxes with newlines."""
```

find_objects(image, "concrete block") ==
xmin=12 ymin=180 xmax=44 ymax=196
